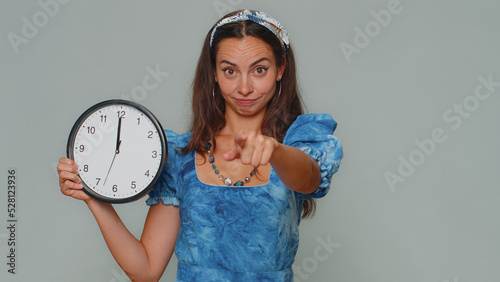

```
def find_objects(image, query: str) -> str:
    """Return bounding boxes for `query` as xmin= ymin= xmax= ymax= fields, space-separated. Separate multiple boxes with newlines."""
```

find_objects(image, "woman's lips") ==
xmin=234 ymin=98 xmax=257 ymax=105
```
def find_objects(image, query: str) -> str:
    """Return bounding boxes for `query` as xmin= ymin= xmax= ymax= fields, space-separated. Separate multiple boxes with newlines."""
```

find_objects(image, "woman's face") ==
xmin=214 ymin=36 xmax=285 ymax=117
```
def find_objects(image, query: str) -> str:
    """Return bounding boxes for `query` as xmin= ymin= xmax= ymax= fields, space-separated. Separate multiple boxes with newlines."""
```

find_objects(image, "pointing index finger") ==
xmin=234 ymin=132 xmax=247 ymax=148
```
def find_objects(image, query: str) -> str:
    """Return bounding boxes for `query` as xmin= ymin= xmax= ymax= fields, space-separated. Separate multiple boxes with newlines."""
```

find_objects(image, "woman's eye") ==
xmin=255 ymin=67 xmax=268 ymax=75
xmin=224 ymin=68 xmax=235 ymax=76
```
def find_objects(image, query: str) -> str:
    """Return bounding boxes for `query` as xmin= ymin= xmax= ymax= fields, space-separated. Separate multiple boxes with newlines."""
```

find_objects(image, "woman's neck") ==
xmin=220 ymin=107 xmax=266 ymax=136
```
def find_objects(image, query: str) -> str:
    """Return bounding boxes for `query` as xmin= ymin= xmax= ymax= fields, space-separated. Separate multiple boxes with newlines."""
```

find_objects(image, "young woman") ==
xmin=58 ymin=10 xmax=342 ymax=281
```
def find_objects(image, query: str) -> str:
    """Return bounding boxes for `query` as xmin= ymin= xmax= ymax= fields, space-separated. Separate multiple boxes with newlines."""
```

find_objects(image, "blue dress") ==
xmin=146 ymin=113 xmax=343 ymax=281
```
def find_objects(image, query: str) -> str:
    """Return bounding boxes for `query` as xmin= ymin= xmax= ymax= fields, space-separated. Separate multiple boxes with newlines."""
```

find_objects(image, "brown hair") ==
xmin=182 ymin=10 xmax=316 ymax=218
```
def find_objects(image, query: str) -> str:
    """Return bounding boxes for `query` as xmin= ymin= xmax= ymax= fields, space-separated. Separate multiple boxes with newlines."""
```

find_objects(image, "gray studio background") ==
xmin=1 ymin=0 xmax=499 ymax=281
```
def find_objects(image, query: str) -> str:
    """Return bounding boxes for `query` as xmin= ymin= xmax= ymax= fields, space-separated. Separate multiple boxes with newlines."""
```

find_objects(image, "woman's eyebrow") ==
xmin=250 ymin=57 xmax=270 ymax=66
xmin=220 ymin=59 xmax=236 ymax=66
xmin=219 ymin=57 xmax=270 ymax=67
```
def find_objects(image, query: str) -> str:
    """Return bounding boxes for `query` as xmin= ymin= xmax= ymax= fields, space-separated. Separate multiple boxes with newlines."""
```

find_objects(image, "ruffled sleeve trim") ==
xmin=145 ymin=195 xmax=180 ymax=206
xmin=283 ymin=114 xmax=343 ymax=199
xmin=146 ymin=130 xmax=189 ymax=206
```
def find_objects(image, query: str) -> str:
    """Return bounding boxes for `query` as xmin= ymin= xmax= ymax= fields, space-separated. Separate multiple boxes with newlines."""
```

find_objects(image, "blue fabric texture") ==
xmin=146 ymin=113 xmax=343 ymax=281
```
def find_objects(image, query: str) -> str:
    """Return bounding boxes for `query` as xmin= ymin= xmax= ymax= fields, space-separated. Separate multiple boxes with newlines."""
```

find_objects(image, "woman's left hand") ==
xmin=223 ymin=131 xmax=280 ymax=167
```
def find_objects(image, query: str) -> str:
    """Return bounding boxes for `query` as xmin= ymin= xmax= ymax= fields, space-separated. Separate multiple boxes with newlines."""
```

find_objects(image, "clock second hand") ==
xmin=103 ymin=152 xmax=117 ymax=186
xmin=104 ymin=116 xmax=123 ymax=185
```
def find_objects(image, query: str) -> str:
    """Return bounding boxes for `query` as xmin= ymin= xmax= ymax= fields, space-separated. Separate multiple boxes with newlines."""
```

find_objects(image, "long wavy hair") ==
xmin=182 ymin=10 xmax=316 ymax=218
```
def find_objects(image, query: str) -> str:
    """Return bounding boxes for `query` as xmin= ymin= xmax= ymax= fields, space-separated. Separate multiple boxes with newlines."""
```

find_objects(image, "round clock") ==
xmin=66 ymin=99 xmax=167 ymax=203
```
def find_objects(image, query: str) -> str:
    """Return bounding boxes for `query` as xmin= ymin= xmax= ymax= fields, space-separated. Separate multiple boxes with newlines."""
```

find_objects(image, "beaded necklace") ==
xmin=204 ymin=142 xmax=255 ymax=186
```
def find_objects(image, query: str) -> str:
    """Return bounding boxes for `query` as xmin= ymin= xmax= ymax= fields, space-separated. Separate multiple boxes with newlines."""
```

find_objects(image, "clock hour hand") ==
xmin=116 ymin=117 xmax=122 ymax=153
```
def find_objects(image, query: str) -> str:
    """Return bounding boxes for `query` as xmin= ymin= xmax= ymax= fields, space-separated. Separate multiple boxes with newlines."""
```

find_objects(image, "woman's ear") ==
xmin=213 ymin=69 xmax=218 ymax=82
xmin=277 ymin=55 xmax=286 ymax=81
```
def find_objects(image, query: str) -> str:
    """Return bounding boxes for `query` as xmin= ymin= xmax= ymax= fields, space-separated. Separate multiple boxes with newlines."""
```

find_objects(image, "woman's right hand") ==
xmin=57 ymin=157 xmax=93 ymax=203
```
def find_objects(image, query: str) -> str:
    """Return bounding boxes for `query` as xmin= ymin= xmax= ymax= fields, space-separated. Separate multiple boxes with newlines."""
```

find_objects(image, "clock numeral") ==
xmin=96 ymin=178 xmax=101 ymax=185
xmin=152 ymin=150 xmax=158 ymax=158
xmin=83 ymin=165 xmax=89 ymax=172
xmin=79 ymin=145 xmax=85 ymax=152
xmin=117 ymin=111 xmax=126 ymax=118
xmin=148 ymin=131 xmax=153 ymax=138
xmin=131 ymin=181 xmax=136 ymax=189
xmin=137 ymin=118 xmax=140 ymax=125
xmin=145 ymin=170 xmax=150 ymax=177
xmin=87 ymin=126 xmax=96 ymax=134
xmin=100 ymin=115 xmax=107 ymax=122
xmin=112 ymin=185 xmax=118 ymax=192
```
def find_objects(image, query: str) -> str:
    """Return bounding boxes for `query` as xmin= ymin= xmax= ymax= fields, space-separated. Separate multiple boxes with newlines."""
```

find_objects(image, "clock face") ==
xmin=67 ymin=100 xmax=167 ymax=203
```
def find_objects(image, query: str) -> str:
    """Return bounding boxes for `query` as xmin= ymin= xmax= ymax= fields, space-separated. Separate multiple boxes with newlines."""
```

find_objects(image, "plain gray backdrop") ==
xmin=1 ymin=0 xmax=500 ymax=281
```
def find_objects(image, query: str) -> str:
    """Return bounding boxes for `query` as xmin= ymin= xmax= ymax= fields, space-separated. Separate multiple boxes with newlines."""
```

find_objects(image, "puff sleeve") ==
xmin=146 ymin=130 xmax=181 ymax=206
xmin=282 ymin=114 xmax=343 ymax=199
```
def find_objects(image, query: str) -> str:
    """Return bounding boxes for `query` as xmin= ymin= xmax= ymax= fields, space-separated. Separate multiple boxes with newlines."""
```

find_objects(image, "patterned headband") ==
xmin=209 ymin=10 xmax=290 ymax=54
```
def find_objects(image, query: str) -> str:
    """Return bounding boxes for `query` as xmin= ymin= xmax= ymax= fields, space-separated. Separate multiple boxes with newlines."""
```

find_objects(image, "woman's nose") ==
xmin=237 ymin=76 xmax=253 ymax=95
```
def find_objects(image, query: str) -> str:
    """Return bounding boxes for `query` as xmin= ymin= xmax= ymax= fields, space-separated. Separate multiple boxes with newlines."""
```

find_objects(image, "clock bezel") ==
xmin=66 ymin=99 xmax=167 ymax=204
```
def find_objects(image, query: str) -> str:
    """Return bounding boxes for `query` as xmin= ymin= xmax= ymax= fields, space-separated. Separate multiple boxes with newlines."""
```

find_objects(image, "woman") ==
xmin=58 ymin=10 xmax=342 ymax=281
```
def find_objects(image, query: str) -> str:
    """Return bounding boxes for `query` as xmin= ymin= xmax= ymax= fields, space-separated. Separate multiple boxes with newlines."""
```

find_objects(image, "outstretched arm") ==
xmin=223 ymin=132 xmax=321 ymax=194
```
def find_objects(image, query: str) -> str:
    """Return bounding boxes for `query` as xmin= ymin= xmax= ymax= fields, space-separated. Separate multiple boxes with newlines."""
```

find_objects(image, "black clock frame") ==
xmin=66 ymin=99 xmax=167 ymax=204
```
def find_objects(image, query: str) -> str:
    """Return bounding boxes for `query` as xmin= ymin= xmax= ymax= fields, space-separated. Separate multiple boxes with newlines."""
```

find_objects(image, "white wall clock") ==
xmin=66 ymin=100 xmax=167 ymax=203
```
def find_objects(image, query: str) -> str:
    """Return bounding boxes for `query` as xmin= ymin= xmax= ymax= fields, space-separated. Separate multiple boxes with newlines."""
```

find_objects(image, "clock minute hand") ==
xmin=116 ymin=117 xmax=122 ymax=153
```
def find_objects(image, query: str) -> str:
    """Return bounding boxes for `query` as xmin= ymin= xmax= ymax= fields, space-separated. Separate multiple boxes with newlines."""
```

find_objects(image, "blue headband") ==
xmin=210 ymin=10 xmax=290 ymax=54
